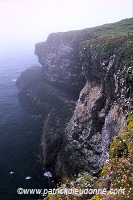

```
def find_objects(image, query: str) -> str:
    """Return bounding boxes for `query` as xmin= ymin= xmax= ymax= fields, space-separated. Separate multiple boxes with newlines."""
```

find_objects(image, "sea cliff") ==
xmin=17 ymin=18 xmax=133 ymax=183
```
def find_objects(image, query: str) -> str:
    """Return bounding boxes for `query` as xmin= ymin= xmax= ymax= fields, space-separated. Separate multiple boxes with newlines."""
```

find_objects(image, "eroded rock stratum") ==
xmin=17 ymin=18 xmax=133 ymax=178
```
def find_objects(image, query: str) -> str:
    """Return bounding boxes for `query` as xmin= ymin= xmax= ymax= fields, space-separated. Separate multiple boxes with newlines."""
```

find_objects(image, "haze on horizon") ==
xmin=0 ymin=0 xmax=132 ymax=53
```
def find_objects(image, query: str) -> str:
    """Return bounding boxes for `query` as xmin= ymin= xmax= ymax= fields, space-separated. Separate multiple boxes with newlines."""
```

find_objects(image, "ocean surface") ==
xmin=0 ymin=48 xmax=48 ymax=200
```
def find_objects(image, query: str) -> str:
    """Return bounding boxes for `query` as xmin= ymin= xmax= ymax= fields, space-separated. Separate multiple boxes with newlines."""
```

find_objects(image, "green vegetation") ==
xmin=27 ymin=19 xmax=133 ymax=200
xmin=44 ymin=172 xmax=98 ymax=200
xmin=93 ymin=112 xmax=133 ymax=200
xmin=79 ymin=18 xmax=133 ymax=84
xmin=79 ymin=35 xmax=133 ymax=68
xmin=43 ymin=19 xmax=133 ymax=200
xmin=86 ymin=18 xmax=133 ymax=38
xmin=43 ymin=112 xmax=133 ymax=200
xmin=110 ymin=112 xmax=133 ymax=160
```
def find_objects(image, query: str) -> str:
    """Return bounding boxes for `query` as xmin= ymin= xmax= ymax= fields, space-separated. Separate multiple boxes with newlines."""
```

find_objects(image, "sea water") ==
xmin=0 ymin=48 xmax=48 ymax=200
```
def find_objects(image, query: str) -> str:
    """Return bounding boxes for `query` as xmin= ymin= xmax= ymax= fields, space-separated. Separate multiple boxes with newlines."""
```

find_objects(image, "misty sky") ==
xmin=0 ymin=0 xmax=132 ymax=53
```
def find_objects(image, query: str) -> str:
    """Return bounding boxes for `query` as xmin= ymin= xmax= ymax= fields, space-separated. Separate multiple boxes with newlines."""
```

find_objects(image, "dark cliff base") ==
xmin=17 ymin=18 xmax=133 ymax=183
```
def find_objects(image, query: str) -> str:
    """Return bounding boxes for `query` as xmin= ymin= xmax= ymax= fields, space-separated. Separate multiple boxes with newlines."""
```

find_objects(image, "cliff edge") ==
xmin=17 ymin=18 xmax=133 ymax=179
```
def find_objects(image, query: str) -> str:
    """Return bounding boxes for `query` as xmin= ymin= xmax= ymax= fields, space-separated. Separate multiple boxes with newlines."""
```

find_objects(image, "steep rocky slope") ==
xmin=45 ymin=112 xmax=133 ymax=200
xmin=17 ymin=18 xmax=133 ymax=180
xmin=65 ymin=34 xmax=133 ymax=174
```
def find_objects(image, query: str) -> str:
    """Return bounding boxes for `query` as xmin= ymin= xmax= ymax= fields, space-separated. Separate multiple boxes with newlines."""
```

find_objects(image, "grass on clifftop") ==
xmin=86 ymin=18 xmax=133 ymax=39
xmin=79 ymin=23 xmax=133 ymax=84
xmin=34 ymin=18 xmax=133 ymax=200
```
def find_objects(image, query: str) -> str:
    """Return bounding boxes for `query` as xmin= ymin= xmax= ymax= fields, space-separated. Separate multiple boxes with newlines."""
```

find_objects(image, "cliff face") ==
xmin=17 ymin=18 xmax=133 ymax=178
xmin=66 ymin=35 xmax=133 ymax=173
xmin=34 ymin=30 xmax=87 ymax=99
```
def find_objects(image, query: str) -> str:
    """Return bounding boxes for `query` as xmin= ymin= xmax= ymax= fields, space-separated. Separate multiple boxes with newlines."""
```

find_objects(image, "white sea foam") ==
xmin=9 ymin=171 xmax=14 ymax=174
xmin=12 ymin=78 xmax=17 ymax=82
xmin=43 ymin=171 xmax=52 ymax=177
xmin=25 ymin=176 xmax=32 ymax=180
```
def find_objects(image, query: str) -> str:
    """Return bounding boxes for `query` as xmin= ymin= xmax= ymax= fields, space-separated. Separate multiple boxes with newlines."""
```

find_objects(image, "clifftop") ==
xmin=17 ymin=18 xmax=133 ymax=185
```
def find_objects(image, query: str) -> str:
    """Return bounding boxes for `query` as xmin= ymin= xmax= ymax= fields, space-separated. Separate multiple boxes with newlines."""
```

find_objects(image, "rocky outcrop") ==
xmin=35 ymin=30 xmax=87 ymax=99
xmin=17 ymin=31 xmax=87 ymax=178
xmin=65 ymin=35 xmax=133 ymax=173
xmin=17 ymin=18 xmax=133 ymax=178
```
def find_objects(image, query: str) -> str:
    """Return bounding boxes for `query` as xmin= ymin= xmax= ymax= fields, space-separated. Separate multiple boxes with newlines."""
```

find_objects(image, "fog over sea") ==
xmin=0 ymin=45 xmax=48 ymax=200
xmin=0 ymin=1 xmax=131 ymax=198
